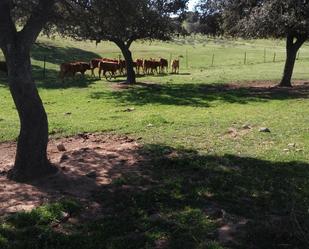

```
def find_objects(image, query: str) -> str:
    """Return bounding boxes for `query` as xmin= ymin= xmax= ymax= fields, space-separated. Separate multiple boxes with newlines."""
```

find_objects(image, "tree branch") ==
xmin=19 ymin=0 xmax=56 ymax=49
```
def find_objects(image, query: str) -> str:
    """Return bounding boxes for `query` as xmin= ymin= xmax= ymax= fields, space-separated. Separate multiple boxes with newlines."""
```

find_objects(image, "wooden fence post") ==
xmin=264 ymin=48 xmax=266 ymax=63
xmin=273 ymin=52 xmax=276 ymax=62
xmin=244 ymin=52 xmax=247 ymax=65
xmin=186 ymin=49 xmax=188 ymax=69
xmin=211 ymin=53 xmax=215 ymax=67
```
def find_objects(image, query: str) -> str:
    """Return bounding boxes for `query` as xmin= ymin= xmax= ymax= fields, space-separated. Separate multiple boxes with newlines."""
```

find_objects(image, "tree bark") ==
xmin=3 ymin=43 xmax=57 ymax=182
xmin=115 ymin=40 xmax=136 ymax=84
xmin=0 ymin=0 xmax=57 ymax=182
xmin=280 ymin=35 xmax=306 ymax=87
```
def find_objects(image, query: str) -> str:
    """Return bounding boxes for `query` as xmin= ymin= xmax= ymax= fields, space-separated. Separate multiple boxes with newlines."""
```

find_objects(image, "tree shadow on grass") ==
xmin=0 ymin=65 xmax=98 ymax=90
xmin=31 ymin=42 xmax=102 ymax=65
xmin=90 ymin=81 xmax=309 ymax=107
xmin=32 ymin=64 xmax=98 ymax=89
xmin=0 ymin=139 xmax=308 ymax=249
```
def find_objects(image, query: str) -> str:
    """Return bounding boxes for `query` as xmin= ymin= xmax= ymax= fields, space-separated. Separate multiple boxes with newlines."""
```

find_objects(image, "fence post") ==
xmin=211 ymin=53 xmax=215 ymax=67
xmin=186 ymin=49 xmax=188 ymax=69
xmin=169 ymin=53 xmax=172 ymax=68
xmin=43 ymin=55 xmax=46 ymax=79
xmin=273 ymin=52 xmax=276 ymax=62
xmin=264 ymin=48 xmax=266 ymax=63
xmin=244 ymin=52 xmax=247 ymax=65
xmin=297 ymin=52 xmax=300 ymax=60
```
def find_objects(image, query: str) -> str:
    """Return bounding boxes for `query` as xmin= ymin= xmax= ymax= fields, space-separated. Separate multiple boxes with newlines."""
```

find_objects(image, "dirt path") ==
xmin=0 ymin=134 xmax=144 ymax=216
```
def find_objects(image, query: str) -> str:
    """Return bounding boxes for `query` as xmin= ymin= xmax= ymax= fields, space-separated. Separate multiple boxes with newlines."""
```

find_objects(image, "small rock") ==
xmin=86 ymin=171 xmax=97 ymax=178
xmin=259 ymin=127 xmax=271 ymax=133
xmin=288 ymin=143 xmax=296 ymax=148
xmin=57 ymin=143 xmax=66 ymax=152
xmin=60 ymin=211 xmax=70 ymax=221
xmin=227 ymin=128 xmax=237 ymax=134
xmin=147 ymin=123 xmax=154 ymax=127
xmin=242 ymin=124 xmax=251 ymax=129
xmin=124 ymin=107 xmax=135 ymax=112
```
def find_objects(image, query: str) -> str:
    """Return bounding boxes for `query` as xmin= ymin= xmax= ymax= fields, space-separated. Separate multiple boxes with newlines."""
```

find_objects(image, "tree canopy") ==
xmin=65 ymin=0 xmax=188 ymax=84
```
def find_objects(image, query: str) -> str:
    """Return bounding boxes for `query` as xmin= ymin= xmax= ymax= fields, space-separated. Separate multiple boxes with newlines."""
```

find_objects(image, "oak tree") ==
xmin=0 ymin=0 xmax=85 ymax=181
xmin=199 ymin=0 xmax=309 ymax=87
xmin=69 ymin=0 xmax=188 ymax=84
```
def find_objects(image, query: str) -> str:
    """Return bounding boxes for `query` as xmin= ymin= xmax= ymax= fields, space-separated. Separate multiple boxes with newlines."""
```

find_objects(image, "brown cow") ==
xmin=143 ymin=59 xmax=160 ymax=75
xmin=90 ymin=58 xmax=103 ymax=77
xmin=159 ymin=58 xmax=168 ymax=74
xmin=0 ymin=61 xmax=7 ymax=75
xmin=171 ymin=59 xmax=180 ymax=74
xmin=98 ymin=61 xmax=120 ymax=79
xmin=135 ymin=59 xmax=144 ymax=75
xmin=59 ymin=61 xmax=90 ymax=81
xmin=118 ymin=59 xmax=126 ymax=75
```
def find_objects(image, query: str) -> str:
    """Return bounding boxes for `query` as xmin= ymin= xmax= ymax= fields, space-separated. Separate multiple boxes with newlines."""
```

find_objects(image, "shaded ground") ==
xmin=95 ymin=80 xmax=309 ymax=108
xmin=1 ymin=133 xmax=309 ymax=249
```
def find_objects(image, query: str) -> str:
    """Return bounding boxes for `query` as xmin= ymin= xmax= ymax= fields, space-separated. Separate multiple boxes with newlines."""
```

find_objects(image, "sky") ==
xmin=188 ymin=0 xmax=199 ymax=11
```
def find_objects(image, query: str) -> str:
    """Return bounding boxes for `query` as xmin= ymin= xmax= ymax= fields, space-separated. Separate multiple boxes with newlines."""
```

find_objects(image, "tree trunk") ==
xmin=3 ymin=45 xmax=57 ymax=182
xmin=115 ymin=41 xmax=136 ymax=84
xmin=280 ymin=35 xmax=306 ymax=87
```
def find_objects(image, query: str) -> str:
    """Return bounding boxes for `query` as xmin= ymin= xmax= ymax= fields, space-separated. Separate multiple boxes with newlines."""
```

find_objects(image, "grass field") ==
xmin=0 ymin=35 xmax=308 ymax=161
xmin=0 ymin=36 xmax=309 ymax=248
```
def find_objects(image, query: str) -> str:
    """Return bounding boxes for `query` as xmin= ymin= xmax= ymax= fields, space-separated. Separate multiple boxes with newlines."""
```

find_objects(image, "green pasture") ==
xmin=0 ymin=35 xmax=308 ymax=162
xmin=0 ymin=35 xmax=309 ymax=248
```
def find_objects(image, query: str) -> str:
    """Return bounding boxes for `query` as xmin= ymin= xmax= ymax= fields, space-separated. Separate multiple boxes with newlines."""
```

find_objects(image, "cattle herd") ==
xmin=0 ymin=57 xmax=180 ymax=81
xmin=59 ymin=57 xmax=180 ymax=80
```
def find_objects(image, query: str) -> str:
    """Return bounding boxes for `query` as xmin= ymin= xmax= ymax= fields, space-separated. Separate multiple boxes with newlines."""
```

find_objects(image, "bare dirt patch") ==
xmin=0 ymin=134 xmax=145 ymax=216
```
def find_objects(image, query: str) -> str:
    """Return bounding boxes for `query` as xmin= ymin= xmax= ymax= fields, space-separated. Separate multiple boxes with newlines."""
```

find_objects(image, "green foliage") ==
xmin=7 ymin=199 xmax=81 ymax=228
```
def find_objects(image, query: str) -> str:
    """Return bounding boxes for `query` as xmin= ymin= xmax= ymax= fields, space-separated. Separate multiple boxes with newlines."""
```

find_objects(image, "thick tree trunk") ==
xmin=115 ymin=41 xmax=136 ymax=84
xmin=3 ymin=45 xmax=57 ymax=182
xmin=280 ymin=35 xmax=306 ymax=87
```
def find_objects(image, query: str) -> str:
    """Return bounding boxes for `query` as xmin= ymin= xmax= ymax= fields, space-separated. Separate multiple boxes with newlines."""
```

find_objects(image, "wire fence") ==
xmin=1 ymin=44 xmax=309 ymax=80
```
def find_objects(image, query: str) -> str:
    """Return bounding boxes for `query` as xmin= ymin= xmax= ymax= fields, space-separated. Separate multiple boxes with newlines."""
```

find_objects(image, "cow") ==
xmin=135 ymin=59 xmax=144 ymax=75
xmin=0 ymin=61 xmax=8 ymax=75
xmin=118 ymin=59 xmax=126 ymax=75
xmin=171 ymin=59 xmax=180 ymax=74
xmin=90 ymin=58 xmax=103 ymax=77
xmin=159 ymin=58 xmax=168 ymax=74
xmin=143 ymin=59 xmax=160 ymax=75
xmin=98 ymin=61 xmax=120 ymax=79
xmin=59 ymin=61 xmax=90 ymax=81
